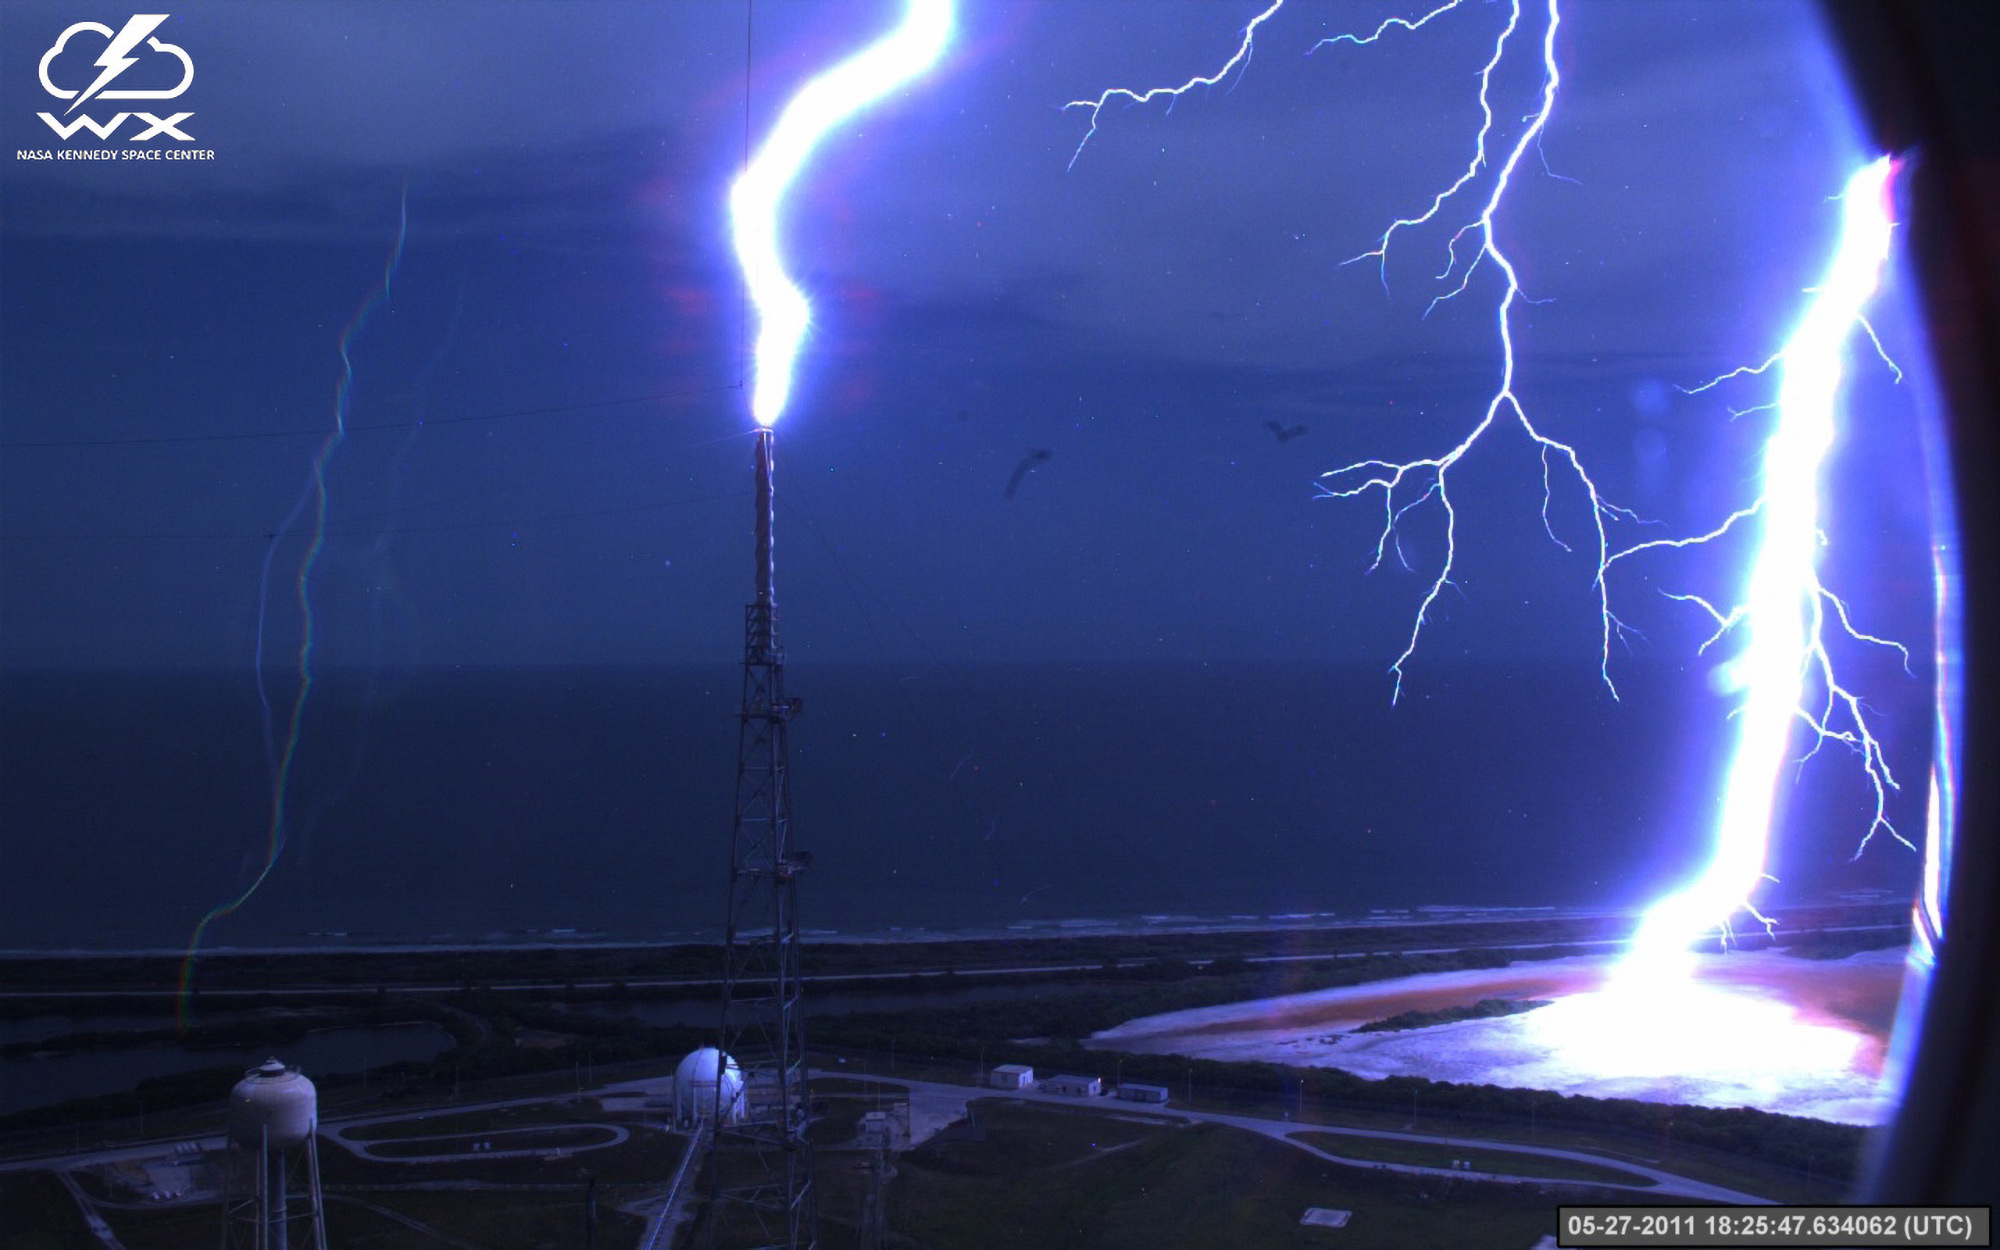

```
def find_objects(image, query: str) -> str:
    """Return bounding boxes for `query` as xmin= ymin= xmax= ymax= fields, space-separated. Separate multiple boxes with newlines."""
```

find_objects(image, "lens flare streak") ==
xmin=178 ymin=194 xmax=408 ymax=1025
xmin=730 ymin=0 xmax=953 ymax=427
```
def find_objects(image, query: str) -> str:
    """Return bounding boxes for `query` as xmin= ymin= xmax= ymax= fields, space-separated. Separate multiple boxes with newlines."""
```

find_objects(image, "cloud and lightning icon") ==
xmin=39 ymin=14 xmax=193 ymax=114
xmin=1067 ymin=1 xmax=1917 ymax=987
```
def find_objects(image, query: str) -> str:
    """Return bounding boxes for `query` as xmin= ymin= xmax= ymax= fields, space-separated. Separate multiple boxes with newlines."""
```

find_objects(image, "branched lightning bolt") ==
xmin=1068 ymin=6 xmax=1917 ymax=986
xmin=1304 ymin=0 xmax=1634 ymax=706
xmin=69 ymin=14 xmax=167 ymax=115
xmin=1072 ymin=0 xmax=1612 ymax=705
xmin=1312 ymin=0 xmax=1471 ymax=54
xmin=178 ymin=193 xmax=408 ymax=1027
xmin=731 ymin=0 xmax=953 ymax=427
xmin=1065 ymin=0 xmax=1609 ymax=706
xmin=1063 ymin=0 xmax=1286 ymax=170
xmin=1621 ymin=157 xmax=1907 ymax=982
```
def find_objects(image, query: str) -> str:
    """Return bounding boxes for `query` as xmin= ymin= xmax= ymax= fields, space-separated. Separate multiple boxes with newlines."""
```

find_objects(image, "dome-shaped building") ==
xmin=672 ymin=1047 xmax=746 ymax=1127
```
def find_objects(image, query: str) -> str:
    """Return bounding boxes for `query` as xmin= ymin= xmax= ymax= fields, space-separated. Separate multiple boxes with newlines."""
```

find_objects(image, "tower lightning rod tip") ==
xmin=755 ymin=429 xmax=775 ymax=614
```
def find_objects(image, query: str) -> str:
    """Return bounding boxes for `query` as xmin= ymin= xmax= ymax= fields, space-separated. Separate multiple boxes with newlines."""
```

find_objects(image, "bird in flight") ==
xmin=1265 ymin=420 xmax=1309 ymax=444
xmin=1004 ymin=448 xmax=1052 ymax=500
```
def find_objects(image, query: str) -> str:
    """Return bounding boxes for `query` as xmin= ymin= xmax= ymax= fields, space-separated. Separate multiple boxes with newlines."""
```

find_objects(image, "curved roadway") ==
xmin=857 ymin=1071 xmax=1773 ymax=1204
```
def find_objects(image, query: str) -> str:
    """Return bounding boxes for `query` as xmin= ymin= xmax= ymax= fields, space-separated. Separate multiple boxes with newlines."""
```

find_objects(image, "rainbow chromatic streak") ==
xmin=178 ymin=194 xmax=408 ymax=1026
xmin=1619 ymin=157 xmax=1903 ymax=987
xmin=730 ymin=0 xmax=953 ymax=427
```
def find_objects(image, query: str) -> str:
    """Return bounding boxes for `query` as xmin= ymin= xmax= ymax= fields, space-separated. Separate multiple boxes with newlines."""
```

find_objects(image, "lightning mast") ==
xmin=704 ymin=6 xmax=951 ymax=1243
xmin=707 ymin=427 xmax=816 ymax=1250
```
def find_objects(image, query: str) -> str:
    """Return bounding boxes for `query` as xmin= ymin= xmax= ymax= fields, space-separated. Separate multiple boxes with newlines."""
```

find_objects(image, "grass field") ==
xmin=89 ymin=1132 xmax=678 ymax=1250
xmin=1268 ymin=1101 xmax=1840 ymax=1203
xmin=101 ymin=1188 xmax=652 ymax=1250
xmin=0 ymin=1171 xmax=96 ymax=1250
xmin=890 ymin=1101 xmax=1561 ymax=1250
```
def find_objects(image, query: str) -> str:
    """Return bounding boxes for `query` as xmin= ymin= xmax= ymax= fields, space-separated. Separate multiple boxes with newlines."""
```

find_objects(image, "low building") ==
xmin=989 ymin=1063 xmax=1035 ymax=1090
xmin=1043 ymin=1074 xmax=1102 ymax=1098
xmin=1114 ymin=1082 xmax=1169 ymax=1104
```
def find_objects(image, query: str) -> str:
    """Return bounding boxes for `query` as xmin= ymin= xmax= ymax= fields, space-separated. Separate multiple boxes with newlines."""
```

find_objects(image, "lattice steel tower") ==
xmin=705 ymin=427 xmax=817 ymax=1250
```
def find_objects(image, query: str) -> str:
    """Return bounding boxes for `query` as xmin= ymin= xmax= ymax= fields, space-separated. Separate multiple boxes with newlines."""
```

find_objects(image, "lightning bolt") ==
xmin=69 ymin=14 xmax=167 ymax=115
xmin=1064 ymin=0 xmax=1286 ymax=171
xmin=1620 ymin=157 xmax=1906 ymax=984
xmin=1075 ymin=0 xmax=1601 ymax=707
xmin=1307 ymin=0 xmax=1613 ymax=708
xmin=1068 ymin=4 xmax=1917 ymax=994
xmin=730 ymin=0 xmax=954 ymax=427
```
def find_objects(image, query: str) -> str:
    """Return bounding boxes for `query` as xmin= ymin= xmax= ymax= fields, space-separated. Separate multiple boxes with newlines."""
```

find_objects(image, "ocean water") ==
xmin=0 ymin=662 xmax=1926 ymax=951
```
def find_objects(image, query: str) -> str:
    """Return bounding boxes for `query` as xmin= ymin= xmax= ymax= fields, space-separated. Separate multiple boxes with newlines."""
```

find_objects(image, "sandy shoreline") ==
xmin=1093 ymin=948 xmax=1909 ymax=1125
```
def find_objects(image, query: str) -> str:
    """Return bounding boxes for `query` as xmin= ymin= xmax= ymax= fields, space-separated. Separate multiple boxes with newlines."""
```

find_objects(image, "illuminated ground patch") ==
xmin=1091 ymin=949 xmax=1903 ymax=1125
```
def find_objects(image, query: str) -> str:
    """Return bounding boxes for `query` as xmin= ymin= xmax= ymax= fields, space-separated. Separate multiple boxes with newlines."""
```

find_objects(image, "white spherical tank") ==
xmin=228 ymin=1059 xmax=318 ymax=1149
xmin=673 ymin=1047 xmax=745 ymax=1124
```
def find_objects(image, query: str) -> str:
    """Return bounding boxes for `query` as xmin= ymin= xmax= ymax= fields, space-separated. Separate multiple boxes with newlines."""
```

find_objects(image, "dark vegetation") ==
xmin=0 ymin=1169 xmax=94 ymax=1250
xmin=1352 ymin=997 xmax=1553 ymax=1033
xmin=0 ymin=993 xmax=709 ymax=1141
xmin=1780 ymin=929 xmax=1911 ymax=960
xmin=100 ymin=1130 xmax=671 ymax=1250
xmin=0 ymin=903 xmax=1905 ymax=998
xmin=814 ymin=949 xmax=1523 ymax=1054
xmin=804 ymin=949 xmax=1869 ymax=1185
xmin=893 ymin=1104 xmax=1571 ymax=1250
xmin=0 ymin=1002 xmax=463 ymax=1061
xmin=3 ymin=914 xmax=1887 ymax=1187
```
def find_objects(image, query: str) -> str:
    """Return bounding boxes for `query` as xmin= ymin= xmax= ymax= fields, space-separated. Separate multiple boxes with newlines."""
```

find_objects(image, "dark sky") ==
xmin=0 ymin=0 xmax=1940 ymax=680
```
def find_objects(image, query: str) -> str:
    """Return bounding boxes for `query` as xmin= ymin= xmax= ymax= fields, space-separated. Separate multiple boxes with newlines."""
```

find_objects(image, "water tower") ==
xmin=219 ymin=1058 xmax=327 ymax=1250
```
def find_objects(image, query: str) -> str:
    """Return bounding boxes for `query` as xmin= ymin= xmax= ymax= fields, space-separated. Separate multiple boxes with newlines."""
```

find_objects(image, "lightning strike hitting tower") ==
xmin=706 ymin=428 xmax=817 ymax=1250
xmin=705 ymin=7 xmax=951 ymax=1244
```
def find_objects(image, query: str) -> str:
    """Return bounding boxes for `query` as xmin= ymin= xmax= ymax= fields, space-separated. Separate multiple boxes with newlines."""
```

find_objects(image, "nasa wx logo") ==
xmin=22 ymin=14 xmax=214 ymax=161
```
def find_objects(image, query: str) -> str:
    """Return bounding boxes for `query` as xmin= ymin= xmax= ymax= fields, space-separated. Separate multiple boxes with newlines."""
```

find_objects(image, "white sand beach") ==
xmin=1091 ymin=948 xmax=1907 ymax=1124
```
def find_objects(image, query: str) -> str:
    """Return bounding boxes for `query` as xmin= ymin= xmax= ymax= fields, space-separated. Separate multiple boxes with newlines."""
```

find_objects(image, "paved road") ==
xmin=322 ymin=1120 xmax=629 ymax=1164
xmin=0 ymin=1056 xmax=1784 ymax=1208
xmin=0 ymin=1088 xmax=633 ymax=1175
xmin=6 ymin=1063 xmax=1782 ymax=1205
xmin=57 ymin=1169 xmax=126 ymax=1248
xmin=854 ymin=1071 xmax=1774 ymax=1204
